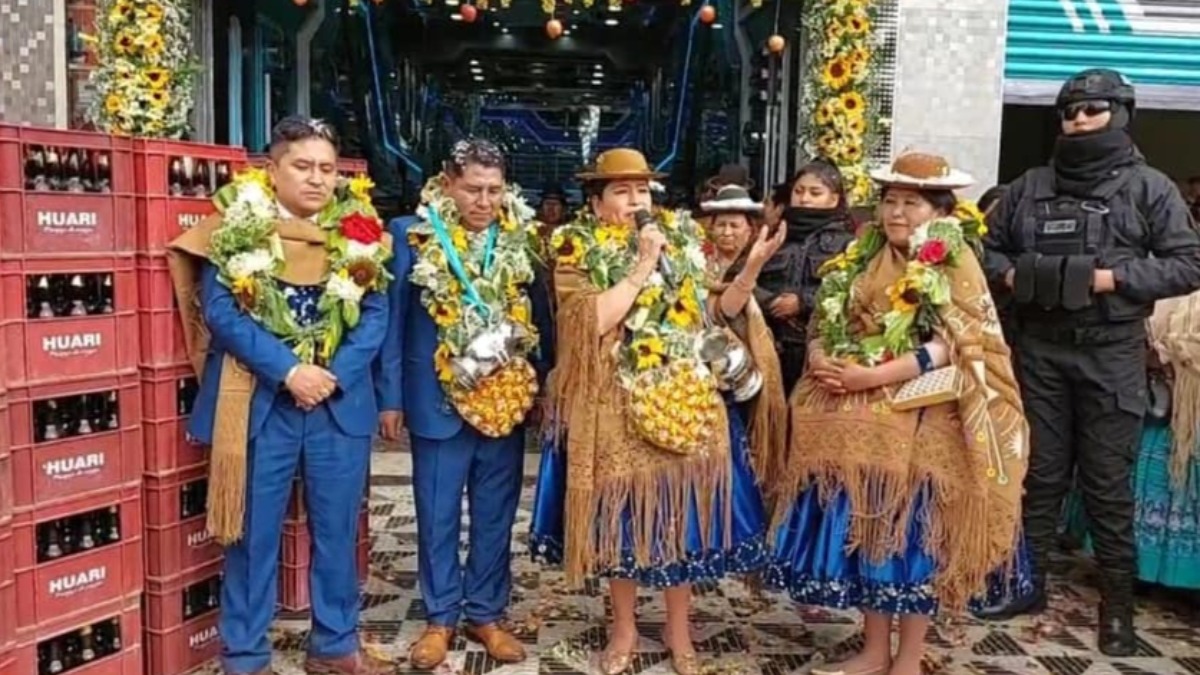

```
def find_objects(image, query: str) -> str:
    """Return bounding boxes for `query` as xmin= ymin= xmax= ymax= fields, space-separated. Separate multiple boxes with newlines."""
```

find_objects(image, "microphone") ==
xmin=633 ymin=209 xmax=674 ymax=282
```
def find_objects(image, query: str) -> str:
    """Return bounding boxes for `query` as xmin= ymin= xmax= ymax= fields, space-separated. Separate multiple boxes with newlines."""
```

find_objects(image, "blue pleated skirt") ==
xmin=766 ymin=483 xmax=1034 ymax=615
xmin=529 ymin=401 xmax=768 ymax=588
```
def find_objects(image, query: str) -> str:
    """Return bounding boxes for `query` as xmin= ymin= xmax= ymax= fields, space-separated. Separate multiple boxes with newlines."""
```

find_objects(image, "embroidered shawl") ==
xmin=167 ymin=215 xmax=391 ymax=545
xmin=548 ymin=263 xmax=787 ymax=586
xmin=776 ymin=242 xmax=1028 ymax=612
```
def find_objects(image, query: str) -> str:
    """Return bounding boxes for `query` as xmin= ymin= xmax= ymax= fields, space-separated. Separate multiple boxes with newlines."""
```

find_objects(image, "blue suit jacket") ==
xmin=188 ymin=263 xmax=388 ymax=444
xmin=375 ymin=216 xmax=555 ymax=441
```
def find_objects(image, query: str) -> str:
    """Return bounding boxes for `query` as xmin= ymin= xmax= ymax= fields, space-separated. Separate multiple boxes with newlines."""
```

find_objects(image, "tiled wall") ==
xmin=0 ymin=0 xmax=61 ymax=127
xmin=888 ymin=0 xmax=1009 ymax=198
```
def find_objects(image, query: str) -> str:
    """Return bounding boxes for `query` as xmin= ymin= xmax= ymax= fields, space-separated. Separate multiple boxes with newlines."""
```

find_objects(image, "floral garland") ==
xmin=208 ymin=168 xmax=392 ymax=366
xmin=87 ymin=0 xmax=198 ymax=138
xmin=816 ymin=201 xmax=987 ymax=365
xmin=408 ymin=177 xmax=542 ymax=386
xmin=551 ymin=208 xmax=711 ymax=387
xmin=804 ymin=0 xmax=879 ymax=206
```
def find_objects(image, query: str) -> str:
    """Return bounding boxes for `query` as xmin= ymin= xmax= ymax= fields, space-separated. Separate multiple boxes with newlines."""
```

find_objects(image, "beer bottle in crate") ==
xmin=29 ymin=275 xmax=55 ymax=319
xmin=104 ymin=390 xmax=119 ymax=430
xmin=194 ymin=159 xmax=211 ymax=197
xmin=39 ymin=637 xmax=65 ymax=674
xmin=94 ymin=151 xmax=111 ymax=193
xmin=39 ymin=521 xmax=64 ymax=560
xmin=26 ymin=144 xmax=47 ymax=190
xmin=67 ymin=274 xmax=88 ymax=316
xmin=99 ymin=274 xmax=114 ymax=314
xmin=65 ymin=149 xmax=85 ymax=193
xmin=76 ymin=394 xmax=94 ymax=435
xmin=45 ymin=147 xmax=64 ymax=192
xmin=78 ymin=625 xmax=96 ymax=662
xmin=37 ymin=398 xmax=63 ymax=442
xmin=105 ymin=505 xmax=120 ymax=542
xmin=77 ymin=514 xmax=95 ymax=551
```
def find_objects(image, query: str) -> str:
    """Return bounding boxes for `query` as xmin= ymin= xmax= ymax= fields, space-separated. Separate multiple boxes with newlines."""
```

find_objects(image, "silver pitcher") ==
xmin=451 ymin=320 xmax=529 ymax=389
xmin=694 ymin=328 xmax=763 ymax=402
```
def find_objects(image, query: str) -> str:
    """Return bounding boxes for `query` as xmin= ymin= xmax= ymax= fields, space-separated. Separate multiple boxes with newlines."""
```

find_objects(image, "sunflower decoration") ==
xmin=802 ymin=0 xmax=880 ymax=207
xmin=89 ymin=0 xmax=199 ymax=138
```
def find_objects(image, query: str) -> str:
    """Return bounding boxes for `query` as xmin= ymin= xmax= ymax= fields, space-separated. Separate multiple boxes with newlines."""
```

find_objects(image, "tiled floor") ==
xmin=202 ymin=442 xmax=1200 ymax=675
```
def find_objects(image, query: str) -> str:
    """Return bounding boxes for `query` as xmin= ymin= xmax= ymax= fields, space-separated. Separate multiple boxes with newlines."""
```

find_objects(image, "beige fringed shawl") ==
xmin=167 ymin=215 xmax=385 ymax=544
xmin=547 ymin=265 xmax=787 ymax=586
xmin=775 ymin=243 xmax=1028 ymax=612
xmin=1147 ymin=292 xmax=1200 ymax=488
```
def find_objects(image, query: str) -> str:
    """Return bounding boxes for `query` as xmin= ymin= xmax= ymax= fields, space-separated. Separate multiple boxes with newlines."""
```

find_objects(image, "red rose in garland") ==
xmin=341 ymin=212 xmax=383 ymax=244
xmin=917 ymin=239 xmax=948 ymax=265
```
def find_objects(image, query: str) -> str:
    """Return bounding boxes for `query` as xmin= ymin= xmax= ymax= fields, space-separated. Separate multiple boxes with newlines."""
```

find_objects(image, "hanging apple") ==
xmin=767 ymin=34 xmax=786 ymax=53
xmin=461 ymin=3 xmax=479 ymax=22
xmin=546 ymin=18 xmax=564 ymax=38
xmin=698 ymin=4 xmax=716 ymax=24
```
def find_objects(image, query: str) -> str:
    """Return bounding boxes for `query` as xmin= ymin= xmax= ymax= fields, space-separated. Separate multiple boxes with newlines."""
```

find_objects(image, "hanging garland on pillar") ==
xmin=87 ymin=0 xmax=198 ymax=138
xmin=802 ymin=0 xmax=880 ymax=206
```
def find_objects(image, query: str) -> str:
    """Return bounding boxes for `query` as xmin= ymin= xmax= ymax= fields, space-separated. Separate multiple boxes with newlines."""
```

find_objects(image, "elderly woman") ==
xmin=701 ymin=184 xmax=760 ymax=289
xmin=766 ymin=152 xmax=1029 ymax=675
xmin=530 ymin=149 xmax=788 ymax=675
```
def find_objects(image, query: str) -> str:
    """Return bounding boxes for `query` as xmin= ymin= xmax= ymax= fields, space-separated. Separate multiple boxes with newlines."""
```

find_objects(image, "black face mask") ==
xmin=782 ymin=206 xmax=842 ymax=241
xmin=1052 ymin=128 xmax=1137 ymax=196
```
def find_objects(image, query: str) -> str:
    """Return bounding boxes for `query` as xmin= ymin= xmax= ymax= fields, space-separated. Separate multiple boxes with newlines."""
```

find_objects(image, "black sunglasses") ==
xmin=1061 ymin=100 xmax=1112 ymax=120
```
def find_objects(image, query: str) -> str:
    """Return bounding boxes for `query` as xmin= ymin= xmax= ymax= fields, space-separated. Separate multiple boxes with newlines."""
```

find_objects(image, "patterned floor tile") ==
xmin=188 ymin=443 xmax=1200 ymax=675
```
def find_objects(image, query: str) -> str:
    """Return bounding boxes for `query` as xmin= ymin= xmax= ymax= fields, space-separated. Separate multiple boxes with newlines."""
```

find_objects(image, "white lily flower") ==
xmin=226 ymin=249 xmax=276 ymax=279
xmin=327 ymin=272 xmax=365 ymax=302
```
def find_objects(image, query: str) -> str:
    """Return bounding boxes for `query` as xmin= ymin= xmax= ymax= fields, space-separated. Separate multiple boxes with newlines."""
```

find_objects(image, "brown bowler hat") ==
xmin=576 ymin=148 xmax=667 ymax=181
xmin=869 ymin=151 xmax=975 ymax=190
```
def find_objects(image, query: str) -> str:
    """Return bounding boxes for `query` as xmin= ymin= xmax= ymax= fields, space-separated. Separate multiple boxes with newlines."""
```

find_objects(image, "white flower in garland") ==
xmin=326 ymin=272 xmax=366 ymax=303
xmin=226 ymin=250 xmax=276 ymax=280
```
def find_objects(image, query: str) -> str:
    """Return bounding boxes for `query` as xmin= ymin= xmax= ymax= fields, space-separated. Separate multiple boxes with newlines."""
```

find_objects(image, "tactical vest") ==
xmin=1012 ymin=167 xmax=1148 ymax=325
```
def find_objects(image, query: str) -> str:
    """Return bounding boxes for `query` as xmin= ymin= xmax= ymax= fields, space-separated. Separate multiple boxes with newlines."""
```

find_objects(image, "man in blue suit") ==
xmin=376 ymin=139 xmax=553 ymax=669
xmin=168 ymin=117 xmax=391 ymax=675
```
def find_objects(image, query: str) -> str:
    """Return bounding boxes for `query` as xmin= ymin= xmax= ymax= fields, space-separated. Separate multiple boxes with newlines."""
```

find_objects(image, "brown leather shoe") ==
xmin=465 ymin=622 xmax=526 ymax=663
xmin=304 ymin=649 xmax=392 ymax=675
xmin=408 ymin=625 xmax=455 ymax=670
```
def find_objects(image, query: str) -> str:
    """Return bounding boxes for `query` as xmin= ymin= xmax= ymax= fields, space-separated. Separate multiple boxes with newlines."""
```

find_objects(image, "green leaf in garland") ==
xmin=343 ymin=299 xmax=361 ymax=328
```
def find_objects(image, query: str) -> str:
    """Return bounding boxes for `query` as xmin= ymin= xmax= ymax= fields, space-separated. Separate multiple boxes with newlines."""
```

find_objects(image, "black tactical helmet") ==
xmin=1056 ymin=68 xmax=1136 ymax=111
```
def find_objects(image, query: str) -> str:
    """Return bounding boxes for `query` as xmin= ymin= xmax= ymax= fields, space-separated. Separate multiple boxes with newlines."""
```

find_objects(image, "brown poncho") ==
xmin=776 ymin=243 xmax=1028 ymax=612
xmin=547 ymin=264 xmax=788 ymax=586
xmin=167 ymin=216 xmax=390 ymax=545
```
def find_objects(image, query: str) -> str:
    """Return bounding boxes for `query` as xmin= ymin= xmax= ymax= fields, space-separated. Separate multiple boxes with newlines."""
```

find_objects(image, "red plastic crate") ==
xmin=0 ymin=579 xmax=14 ymax=654
xmin=278 ymin=540 xmax=369 ymax=613
xmin=10 ymin=422 xmax=142 ymax=511
xmin=6 ymin=372 xmax=141 ymax=454
xmin=282 ymin=506 xmax=369 ymax=568
xmin=0 ymin=125 xmax=136 ymax=258
xmin=0 ymin=454 xmax=11 ymax=520
xmin=12 ymin=484 xmax=144 ymax=630
xmin=0 ymin=125 xmax=135 ymax=193
xmin=135 ymin=195 xmax=220 ymax=253
xmin=134 ymin=139 xmax=246 ymax=194
xmin=0 ymin=521 xmax=14 ymax=652
xmin=135 ymin=253 xmax=177 ymax=311
xmin=0 ymin=255 xmax=138 ymax=387
xmin=140 ymin=362 xmax=203 ymax=477
xmin=143 ymin=605 xmax=220 ymax=675
xmin=144 ymin=509 xmax=222 ymax=581
xmin=143 ymin=557 xmax=223 ymax=631
xmin=137 ymin=309 xmax=189 ymax=369
xmin=0 ymin=255 xmax=136 ymax=322
xmin=9 ymin=597 xmax=142 ymax=675
xmin=142 ymin=464 xmax=209 ymax=528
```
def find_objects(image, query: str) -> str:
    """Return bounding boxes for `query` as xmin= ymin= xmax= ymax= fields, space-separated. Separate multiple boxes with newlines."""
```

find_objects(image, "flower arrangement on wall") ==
xmin=802 ymin=0 xmax=880 ymax=206
xmin=87 ymin=0 xmax=198 ymax=138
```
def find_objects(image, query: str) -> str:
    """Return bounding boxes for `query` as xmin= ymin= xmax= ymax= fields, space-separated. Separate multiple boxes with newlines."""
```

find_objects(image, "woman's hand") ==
xmin=810 ymin=358 xmax=879 ymax=394
xmin=769 ymin=293 xmax=801 ymax=319
xmin=636 ymin=222 xmax=668 ymax=270
xmin=743 ymin=225 xmax=788 ymax=274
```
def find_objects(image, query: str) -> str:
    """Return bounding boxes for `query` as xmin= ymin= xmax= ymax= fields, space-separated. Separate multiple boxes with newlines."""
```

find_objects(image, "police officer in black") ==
xmin=977 ymin=68 xmax=1200 ymax=655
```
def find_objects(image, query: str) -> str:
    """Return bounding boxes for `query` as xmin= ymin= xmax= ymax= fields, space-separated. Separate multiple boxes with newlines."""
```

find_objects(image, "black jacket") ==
xmin=984 ymin=157 xmax=1200 ymax=322
xmin=753 ymin=219 xmax=854 ymax=345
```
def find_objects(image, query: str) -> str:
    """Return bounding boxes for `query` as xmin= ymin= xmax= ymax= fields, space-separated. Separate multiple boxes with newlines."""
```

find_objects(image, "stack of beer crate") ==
xmin=135 ymin=138 xmax=246 ymax=675
xmin=274 ymin=156 xmax=373 ymax=612
xmin=0 ymin=125 xmax=146 ymax=674
xmin=1 ymin=382 xmax=15 ymax=674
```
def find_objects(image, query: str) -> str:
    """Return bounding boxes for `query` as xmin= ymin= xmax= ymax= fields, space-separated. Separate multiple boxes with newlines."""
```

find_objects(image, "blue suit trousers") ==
xmin=410 ymin=425 xmax=525 ymax=626
xmin=219 ymin=398 xmax=371 ymax=673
